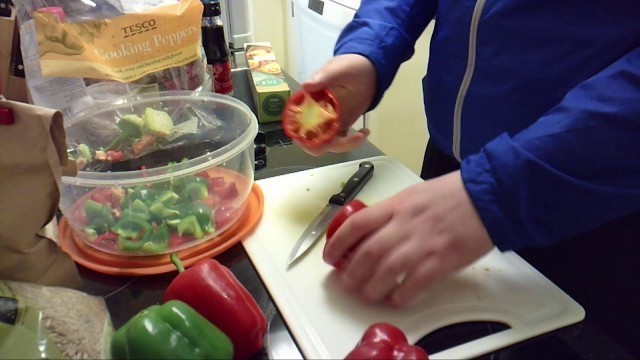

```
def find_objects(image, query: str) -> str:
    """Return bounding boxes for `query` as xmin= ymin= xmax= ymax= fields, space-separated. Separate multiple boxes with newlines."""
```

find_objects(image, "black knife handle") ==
xmin=0 ymin=0 xmax=11 ymax=18
xmin=329 ymin=161 xmax=375 ymax=206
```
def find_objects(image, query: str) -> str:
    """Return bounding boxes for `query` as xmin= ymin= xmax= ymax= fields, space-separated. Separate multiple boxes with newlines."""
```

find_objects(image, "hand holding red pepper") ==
xmin=345 ymin=323 xmax=429 ymax=360
xmin=164 ymin=255 xmax=267 ymax=359
xmin=290 ymin=54 xmax=374 ymax=157
xmin=325 ymin=199 xmax=368 ymax=271
xmin=282 ymin=88 xmax=341 ymax=147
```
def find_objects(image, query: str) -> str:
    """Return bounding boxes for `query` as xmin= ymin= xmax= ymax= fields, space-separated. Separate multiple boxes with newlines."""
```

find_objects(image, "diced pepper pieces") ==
xmin=177 ymin=215 xmax=204 ymax=239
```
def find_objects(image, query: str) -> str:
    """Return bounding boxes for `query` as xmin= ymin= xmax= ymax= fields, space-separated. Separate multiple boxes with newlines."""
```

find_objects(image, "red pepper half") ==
xmin=164 ymin=255 xmax=267 ymax=360
xmin=282 ymin=89 xmax=341 ymax=147
xmin=345 ymin=323 xmax=430 ymax=360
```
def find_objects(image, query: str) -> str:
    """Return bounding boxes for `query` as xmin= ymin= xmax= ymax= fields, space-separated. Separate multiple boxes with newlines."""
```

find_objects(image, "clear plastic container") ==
xmin=59 ymin=91 xmax=258 ymax=256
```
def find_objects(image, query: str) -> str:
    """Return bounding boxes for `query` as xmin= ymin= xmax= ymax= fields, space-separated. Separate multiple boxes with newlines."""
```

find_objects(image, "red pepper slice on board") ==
xmin=282 ymin=89 xmax=341 ymax=147
xmin=325 ymin=200 xmax=368 ymax=270
xmin=164 ymin=255 xmax=267 ymax=360
xmin=345 ymin=323 xmax=430 ymax=360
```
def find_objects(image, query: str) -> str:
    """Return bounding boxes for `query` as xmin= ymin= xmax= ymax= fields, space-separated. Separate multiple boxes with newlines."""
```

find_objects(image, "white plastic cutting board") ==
xmin=243 ymin=156 xmax=585 ymax=359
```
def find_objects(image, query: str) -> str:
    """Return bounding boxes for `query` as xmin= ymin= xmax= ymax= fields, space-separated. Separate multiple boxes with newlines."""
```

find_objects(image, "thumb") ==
xmin=302 ymin=71 xmax=328 ymax=92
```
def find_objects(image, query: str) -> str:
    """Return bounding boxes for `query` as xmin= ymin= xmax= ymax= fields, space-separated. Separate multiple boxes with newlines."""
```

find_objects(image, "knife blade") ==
xmin=287 ymin=161 xmax=375 ymax=267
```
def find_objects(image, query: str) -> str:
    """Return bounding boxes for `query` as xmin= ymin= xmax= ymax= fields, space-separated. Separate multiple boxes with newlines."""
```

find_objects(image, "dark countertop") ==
xmin=77 ymin=69 xmax=639 ymax=360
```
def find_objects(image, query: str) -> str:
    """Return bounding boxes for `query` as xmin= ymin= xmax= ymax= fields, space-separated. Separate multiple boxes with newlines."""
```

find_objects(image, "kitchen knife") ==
xmin=0 ymin=1 xmax=11 ymax=18
xmin=287 ymin=161 xmax=374 ymax=268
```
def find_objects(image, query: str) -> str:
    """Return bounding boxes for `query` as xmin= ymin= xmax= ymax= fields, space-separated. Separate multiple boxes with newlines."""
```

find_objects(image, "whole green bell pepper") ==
xmin=111 ymin=300 xmax=233 ymax=359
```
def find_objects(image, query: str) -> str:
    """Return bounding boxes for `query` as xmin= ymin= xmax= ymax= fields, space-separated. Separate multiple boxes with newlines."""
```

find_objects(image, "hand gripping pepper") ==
xmin=345 ymin=323 xmax=430 ymax=360
xmin=164 ymin=254 xmax=267 ymax=359
xmin=111 ymin=300 xmax=233 ymax=359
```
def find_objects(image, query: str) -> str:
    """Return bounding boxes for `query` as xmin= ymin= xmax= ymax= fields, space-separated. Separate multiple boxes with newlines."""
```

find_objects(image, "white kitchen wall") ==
xmin=252 ymin=0 xmax=431 ymax=175
xmin=366 ymin=23 xmax=432 ymax=175
xmin=250 ymin=0 xmax=289 ymax=69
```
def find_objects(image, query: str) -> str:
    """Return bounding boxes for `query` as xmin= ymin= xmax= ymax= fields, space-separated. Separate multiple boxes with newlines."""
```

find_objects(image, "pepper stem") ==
xmin=170 ymin=252 xmax=185 ymax=273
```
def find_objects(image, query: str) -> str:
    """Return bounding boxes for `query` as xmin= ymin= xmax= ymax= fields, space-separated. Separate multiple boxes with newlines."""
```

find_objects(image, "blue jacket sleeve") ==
xmin=461 ymin=45 xmax=640 ymax=251
xmin=333 ymin=0 xmax=436 ymax=108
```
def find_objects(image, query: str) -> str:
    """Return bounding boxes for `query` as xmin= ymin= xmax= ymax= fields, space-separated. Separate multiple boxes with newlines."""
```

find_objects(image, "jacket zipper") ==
xmin=452 ymin=0 xmax=487 ymax=161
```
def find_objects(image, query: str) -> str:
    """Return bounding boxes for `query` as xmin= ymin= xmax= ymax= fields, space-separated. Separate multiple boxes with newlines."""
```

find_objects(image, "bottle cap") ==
xmin=202 ymin=0 xmax=221 ymax=17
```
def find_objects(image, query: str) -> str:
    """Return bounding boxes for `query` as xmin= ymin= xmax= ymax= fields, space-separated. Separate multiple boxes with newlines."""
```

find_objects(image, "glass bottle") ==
xmin=201 ymin=0 xmax=233 ymax=95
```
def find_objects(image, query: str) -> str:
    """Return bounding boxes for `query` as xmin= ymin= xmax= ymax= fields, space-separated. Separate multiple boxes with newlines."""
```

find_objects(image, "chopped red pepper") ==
xmin=214 ymin=205 xmax=238 ymax=229
xmin=345 ymin=323 xmax=430 ymax=360
xmin=164 ymin=255 xmax=267 ymax=360
xmin=168 ymin=233 xmax=192 ymax=249
xmin=209 ymin=177 xmax=239 ymax=201
xmin=105 ymin=150 xmax=124 ymax=163
xmin=93 ymin=232 xmax=118 ymax=248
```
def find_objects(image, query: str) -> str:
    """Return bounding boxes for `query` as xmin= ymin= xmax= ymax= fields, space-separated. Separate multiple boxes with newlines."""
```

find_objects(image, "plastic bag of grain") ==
xmin=0 ymin=280 xmax=113 ymax=359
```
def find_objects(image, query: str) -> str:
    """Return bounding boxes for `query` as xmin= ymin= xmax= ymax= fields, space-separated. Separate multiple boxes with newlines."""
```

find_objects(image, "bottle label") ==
xmin=211 ymin=61 xmax=233 ymax=95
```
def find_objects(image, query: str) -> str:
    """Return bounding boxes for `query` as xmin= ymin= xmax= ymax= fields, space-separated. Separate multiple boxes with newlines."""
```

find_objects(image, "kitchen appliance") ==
xmin=218 ymin=0 xmax=254 ymax=68
xmin=243 ymin=156 xmax=585 ymax=359
xmin=287 ymin=0 xmax=366 ymax=129
xmin=287 ymin=160 xmax=374 ymax=266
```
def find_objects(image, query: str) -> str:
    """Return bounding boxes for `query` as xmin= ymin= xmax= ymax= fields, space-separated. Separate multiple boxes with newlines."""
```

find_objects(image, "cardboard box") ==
xmin=244 ymin=42 xmax=290 ymax=123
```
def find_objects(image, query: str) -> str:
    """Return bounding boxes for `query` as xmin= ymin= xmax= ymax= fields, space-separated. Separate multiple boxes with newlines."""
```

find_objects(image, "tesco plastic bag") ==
xmin=0 ymin=281 xmax=113 ymax=359
xmin=14 ymin=0 xmax=210 ymax=120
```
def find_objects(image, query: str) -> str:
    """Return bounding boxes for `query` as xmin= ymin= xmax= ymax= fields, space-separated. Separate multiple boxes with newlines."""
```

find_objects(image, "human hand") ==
xmin=295 ymin=54 xmax=377 ymax=156
xmin=322 ymin=171 xmax=495 ymax=308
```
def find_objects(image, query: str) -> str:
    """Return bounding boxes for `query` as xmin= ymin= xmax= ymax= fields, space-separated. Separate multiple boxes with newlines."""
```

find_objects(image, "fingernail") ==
xmin=322 ymin=252 xmax=335 ymax=266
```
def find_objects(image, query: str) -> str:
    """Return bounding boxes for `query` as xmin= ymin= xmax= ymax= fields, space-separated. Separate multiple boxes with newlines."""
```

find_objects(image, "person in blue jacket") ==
xmin=296 ymin=0 xmax=640 ymax=318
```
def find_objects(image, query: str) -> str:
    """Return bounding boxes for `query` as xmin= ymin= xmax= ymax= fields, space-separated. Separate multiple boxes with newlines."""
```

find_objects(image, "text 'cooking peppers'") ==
xmin=110 ymin=300 xmax=233 ymax=360
xmin=345 ymin=323 xmax=430 ymax=360
xmin=164 ymin=255 xmax=267 ymax=359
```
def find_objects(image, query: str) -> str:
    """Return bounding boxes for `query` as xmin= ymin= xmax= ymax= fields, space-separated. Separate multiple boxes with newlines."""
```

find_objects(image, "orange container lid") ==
xmin=59 ymin=183 xmax=264 ymax=276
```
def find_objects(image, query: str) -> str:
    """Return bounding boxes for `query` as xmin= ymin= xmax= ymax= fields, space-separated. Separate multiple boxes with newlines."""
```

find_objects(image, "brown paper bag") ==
xmin=0 ymin=5 xmax=29 ymax=103
xmin=0 ymin=99 xmax=82 ymax=289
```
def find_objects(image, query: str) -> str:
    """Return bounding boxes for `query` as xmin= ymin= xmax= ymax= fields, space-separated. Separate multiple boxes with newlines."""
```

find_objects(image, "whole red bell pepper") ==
xmin=164 ymin=254 xmax=267 ymax=359
xmin=345 ymin=323 xmax=430 ymax=360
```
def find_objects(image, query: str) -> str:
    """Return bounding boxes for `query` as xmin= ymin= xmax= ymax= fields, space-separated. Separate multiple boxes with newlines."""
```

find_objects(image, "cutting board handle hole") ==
xmin=415 ymin=321 xmax=510 ymax=355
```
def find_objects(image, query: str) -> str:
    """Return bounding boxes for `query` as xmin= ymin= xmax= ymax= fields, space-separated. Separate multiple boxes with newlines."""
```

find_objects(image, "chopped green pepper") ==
xmin=106 ymin=114 xmax=143 ymax=151
xmin=113 ymin=212 xmax=150 ymax=240
xmin=142 ymin=108 xmax=174 ymax=137
xmin=171 ymin=176 xmax=209 ymax=201
xmin=76 ymin=143 xmax=92 ymax=161
xmin=150 ymin=202 xmax=180 ymax=220
xmin=149 ymin=190 xmax=181 ymax=220
xmin=177 ymin=215 xmax=204 ymax=239
xmin=178 ymin=203 xmax=215 ymax=234
xmin=121 ymin=186 xmax=159 ymax=210
xmin=117 ymin=223 xmax=171 ymax=254
xmin=84 ymin=199 xmax=113 ymax=221
xmin=184 ymin=181 xmax=209 ymax=201
xmin=117 ymin=236 xmax=146 ymax=251
xmin=84 ymin=200 xmax=115 ymax=233
xmin=110 ymin=300 xmax=233 ymax=359
xmin=128 ymin=199 xmax=150 ymax=219
xmin=142 ymin=223 xmax=170 ymax=254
